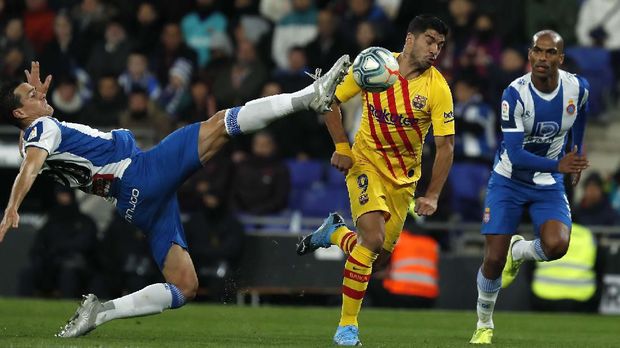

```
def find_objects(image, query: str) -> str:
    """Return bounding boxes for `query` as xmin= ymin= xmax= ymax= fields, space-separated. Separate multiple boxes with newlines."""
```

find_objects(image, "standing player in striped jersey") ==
xmin=469 ymin=30 xmax=590 ymax=344
xmin=297 ymin=15 xmax=454 ymax=346
xmin=0 ymin=56 xmax=350 ymax=337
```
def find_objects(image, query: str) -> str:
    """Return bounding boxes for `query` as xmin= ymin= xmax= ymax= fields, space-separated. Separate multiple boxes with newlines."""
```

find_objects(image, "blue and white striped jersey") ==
xmin=494 ymin=69 xmax=589 ymax=188
xmin=21 ymin=117 xmax=139 ymax=197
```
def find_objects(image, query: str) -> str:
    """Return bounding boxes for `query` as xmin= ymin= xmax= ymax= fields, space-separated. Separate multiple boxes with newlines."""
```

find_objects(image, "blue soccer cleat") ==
xmin=334 ymin=325 xmax=362 ymax=346
xmin=296 ymin=212 xmax=346 ymax=256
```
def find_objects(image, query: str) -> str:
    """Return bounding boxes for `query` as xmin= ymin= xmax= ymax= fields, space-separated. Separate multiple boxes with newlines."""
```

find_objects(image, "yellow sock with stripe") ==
xmin=339 ymin=244 xmax=377 ymax=327
xmin=330 ymin=226 xmax=358 ymax=255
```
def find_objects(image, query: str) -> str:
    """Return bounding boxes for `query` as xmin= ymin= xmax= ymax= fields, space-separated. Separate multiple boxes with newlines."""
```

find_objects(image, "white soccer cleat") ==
xmin=307 ymin=54 xmax=351 ymax=113
xmin=56 ymin=294 xmax=102 ymax=338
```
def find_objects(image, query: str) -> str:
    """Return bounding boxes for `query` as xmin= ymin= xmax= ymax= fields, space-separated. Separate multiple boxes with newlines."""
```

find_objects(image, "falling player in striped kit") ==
xmin=0 ymin=56 xmax=350 ymax=337
xmin=469 ymin=30 xmax=590 ymax=344
xmin=297 ymin=15 xmax=454 ymax=346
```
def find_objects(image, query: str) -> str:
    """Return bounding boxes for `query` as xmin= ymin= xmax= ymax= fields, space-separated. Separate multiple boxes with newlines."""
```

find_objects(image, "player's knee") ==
xmin=542 ymin=236 xmax=569 ymax=260
xmin=171 ymin=271 xmax=198 ymax=301
xmin=360 ymin=233 xmax=384 ymax=253
xmin=484 ymin=253 xmax=507 ymax=275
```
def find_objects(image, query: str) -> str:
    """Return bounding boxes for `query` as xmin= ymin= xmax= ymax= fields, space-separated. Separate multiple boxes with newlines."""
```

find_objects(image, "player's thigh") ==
xmin=345 ymin=159 xmax=391 ymax=224
xmin=480 ymin=176 xmax=527 ymax=235
xmin=529 ymin=189 xmax=572 ymax=237
xmin=162 ymin=244 xmax=198 ymax=297
xmin=382 ymin=181 xmax=415 ymax=253
xmin=197 ymin=110 xmax=229 ymax=163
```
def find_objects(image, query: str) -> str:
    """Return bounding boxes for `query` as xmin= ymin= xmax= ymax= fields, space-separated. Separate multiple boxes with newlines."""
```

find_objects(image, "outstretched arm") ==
xmin=325 ymin=100 xmax=354 ymax=175
xmin=0 ymin=147 xmax=48 ymax=242
xmin=415 ymin=135 xmax=454 ymax=216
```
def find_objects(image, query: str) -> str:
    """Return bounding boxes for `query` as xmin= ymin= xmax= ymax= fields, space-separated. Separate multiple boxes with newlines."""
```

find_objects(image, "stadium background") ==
xmin=0 ymin=0 xmax=619 ymax=317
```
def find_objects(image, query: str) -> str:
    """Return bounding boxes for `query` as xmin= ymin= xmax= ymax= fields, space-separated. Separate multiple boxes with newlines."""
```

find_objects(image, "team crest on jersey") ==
xmin=483 ymin=207 xmax=490 ymax=223
xmin=566 ymin=98 xmax=576 ymax=115
xmin=501 ymin=101 xmax=509 ymax=121
xmin=412 ymin=95 xmax=427 ymax=109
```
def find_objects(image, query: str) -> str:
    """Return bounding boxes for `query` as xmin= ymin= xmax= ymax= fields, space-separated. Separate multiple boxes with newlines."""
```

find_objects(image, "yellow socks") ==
xmin=330 ymin=226 xmax=358 ymax=255
xmin=339 ymin=244 xmax=377 ymax=326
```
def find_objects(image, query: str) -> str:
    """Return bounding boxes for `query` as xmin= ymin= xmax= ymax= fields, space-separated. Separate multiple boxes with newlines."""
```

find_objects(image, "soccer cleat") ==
xmin=501 ymin=234 xmax=525 ymax=288
xmin=56 ymin=294 xmax=102 ymax=338
xmin=469 ymin=328 xmax=493 ymax=344
xmin=307 ymin=54 xmax=351 ymax=113
xmin=296 ymin=212 xmax=346 ymax=255
xmin=334 ymin=325 xmax=362 ymax=346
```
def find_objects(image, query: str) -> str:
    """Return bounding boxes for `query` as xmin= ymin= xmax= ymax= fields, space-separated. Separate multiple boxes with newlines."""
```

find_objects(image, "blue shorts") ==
xmin=481 ymin=172 xmax=572 ymax=236
xmin=115 ymin=123 xmax=202 ymax=269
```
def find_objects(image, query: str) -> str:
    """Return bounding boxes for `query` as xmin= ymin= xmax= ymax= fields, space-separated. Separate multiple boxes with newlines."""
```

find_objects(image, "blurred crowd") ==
xmin=3 ymin=0 xmax=620 ymax=299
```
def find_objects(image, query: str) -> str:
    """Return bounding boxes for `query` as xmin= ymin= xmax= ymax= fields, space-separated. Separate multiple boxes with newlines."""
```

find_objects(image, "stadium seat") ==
xmin=564 ymin=47 xmax=615 ymax=119
xmin=449 ymin=163 xmax=490 ymax=222
xmin=326 ymin=165 xmax=346 ymax=188
xmin=300 ymin=183 xmax=350 ymax=217
xmin=286 ymin=159 xmax=324 ymax=188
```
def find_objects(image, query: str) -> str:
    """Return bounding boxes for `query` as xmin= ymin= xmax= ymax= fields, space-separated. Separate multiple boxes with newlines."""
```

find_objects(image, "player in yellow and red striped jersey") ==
xmin=296 ymin=15 xmax=454 ymax=346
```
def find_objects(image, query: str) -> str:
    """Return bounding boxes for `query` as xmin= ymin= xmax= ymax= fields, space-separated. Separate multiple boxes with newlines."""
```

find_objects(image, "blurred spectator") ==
xmin=50 ymin=75 xmax=85 ymax=123
xmin=86 ymin=19 xmax=131 ymax=80
xmin=184 ymin=179 xmax=244 ymax=302
xmin=204 ymin=31 xmax=234 ymax=82
xmin=340 ymin=0 xmax=394 ymax=49
xmin=129 ymin=1 xmax=162 ymax=56
xmin=19 ymin=187 xmax=98 ymax=298
xmin=70 ymin=0 xmax=116 ymax=63
xmin=355 ymin=20 xmax=381 ymax=51
xmin=271 ymin=0 xmax=318 ymax=70
xmin=576 ymin=0 xmax=620 ymax=89
xmin=259 ymin=0 xmax=292 ymax=23
xmin=486 ymin=46 xmax=526 ymax=109
xmin=212 ymin=39 xmax=268 ymax=108
xmin=151 ymin=22 xmax=198 ymax=87
xmin=573 ymin=172 xmax=620 ymax=226
xmin=96 ymin=214 xmax=160 ymax=298
xmin=177 ymin=79 xmax=218 ymax=126
xmin=524 ymin=0 xmax=579 ymax=46
xmin=40 ymin=11 xmax=87 ymax=78
xmin=120 ymin=87 xmax=171 ymax=141
xmin=118 ymin=51 xmax=161 ymax=100
xmin=529 ymin=223 xmax=601 ymax=313
xmin=368 ymin=215 xmax=439 ymax=308
xmin=158 ymin=58 xmax=193 ymax=118
xmin=0 ymin=46 xmax=28 ymax=80
xmin=459 ymin=13 xmax=502 ymax=78
xmin=304 ymin=8 xmax=353 ymax=71
xmin=449 ymin=74 xmax=496 ymax=221
xmin=23 ymin=0 xmax=55 ymax=53
xmin=273 ymin=46 xmax=310 ymax=93
xmin=231 ymin=131 xmax=290 ymax=215
xmin=81 ymin=74 xmax=125 ymax=127
xmin=181 ymin=0 xmax=227 ymax=67
xmin=610 ymin=168 xmax=620 ymax=215
xmin=447 ymin=0 xmax=475 ymax=60
xmin=0 ymin=17 xmax=35 ymax=65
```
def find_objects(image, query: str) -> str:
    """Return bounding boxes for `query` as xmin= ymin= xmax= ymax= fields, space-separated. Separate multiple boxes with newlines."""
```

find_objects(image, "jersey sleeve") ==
xmin=573 ymin=75 xmax=590 ymax=155
xmin=334 ymin=67 xmax=361 ymax=103
xmin=429 ymin=74 xmax=455 ymax=136
xmin=23 ymin=117 xmax=61 ymax=154
xmin=500 ymin=86 xmax=524 ymax=132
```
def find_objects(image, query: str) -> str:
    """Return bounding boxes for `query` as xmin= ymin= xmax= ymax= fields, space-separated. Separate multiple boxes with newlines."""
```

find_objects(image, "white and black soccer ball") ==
xmin=352 ymin=46 xmax=400 ymax=93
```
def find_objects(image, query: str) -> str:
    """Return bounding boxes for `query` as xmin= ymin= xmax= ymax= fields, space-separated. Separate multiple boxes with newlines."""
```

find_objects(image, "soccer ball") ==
xmin=352 ymin=46 xmax=400 ymax=93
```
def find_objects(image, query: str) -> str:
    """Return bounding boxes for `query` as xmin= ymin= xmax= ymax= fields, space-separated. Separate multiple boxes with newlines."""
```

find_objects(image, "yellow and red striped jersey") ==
xmin=336 ymin=53 xmax=455 ymax=185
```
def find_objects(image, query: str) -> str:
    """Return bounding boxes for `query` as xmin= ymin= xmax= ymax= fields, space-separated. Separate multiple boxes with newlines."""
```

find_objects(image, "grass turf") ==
xmin=0 ymin=297 xmax=618 ymax=347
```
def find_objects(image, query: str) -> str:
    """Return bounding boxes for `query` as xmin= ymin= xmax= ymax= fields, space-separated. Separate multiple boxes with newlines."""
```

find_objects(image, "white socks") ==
xmin=224 ymin=84 xmax=315 ymax=135
xmin=512 ymin=238 xmax=549 ymax=262
xmin=95 ymin=283 xmax=186 ymax=326
xmin=476 ymin=268 xmax=501 ymax=329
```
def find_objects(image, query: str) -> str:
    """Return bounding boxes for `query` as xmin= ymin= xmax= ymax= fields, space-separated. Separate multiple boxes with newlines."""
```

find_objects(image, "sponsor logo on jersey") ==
xmin=483 ymin=207 xmax=490 ymax=223
xmin=368 ymin=104 xmax=417 ymax=127
xmin=125 ymin=188 xmax=140 ymax=223
xmin=443 ymin=111 xmax=454 ymax=123
xmin=501 ymin=101 xmax=509 ymax=121
xmin=566 ymin=98 xmax=576 ymax=115
xmin=412 ymin=95 xmax=427 ymax=109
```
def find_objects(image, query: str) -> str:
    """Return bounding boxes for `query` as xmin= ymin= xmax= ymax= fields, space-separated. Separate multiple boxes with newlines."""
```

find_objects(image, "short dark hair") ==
xmin=0 ymin=80 xmax=24 ymax=128
xmin=407 ymin=15 xmax=449 ymax=36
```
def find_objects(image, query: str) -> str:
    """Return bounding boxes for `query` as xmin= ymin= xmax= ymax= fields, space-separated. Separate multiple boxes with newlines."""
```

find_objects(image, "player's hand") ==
xmin=571 ymin=172 xmax=582 ymax=186
xmin=24 ymin=61 xmax=52 ymax=96
xmin=414 ymin=196 xmax=438 ymax=216
xmin=558 ymin=145 xmax=588 ymax=174
xmin=331 ymin=151 xmax=353 ymax=175
xmin=0 ymin=208 xmax=20 ymax=243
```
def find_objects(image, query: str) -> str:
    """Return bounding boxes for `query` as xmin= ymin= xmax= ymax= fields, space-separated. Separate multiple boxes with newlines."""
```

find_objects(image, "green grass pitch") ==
xmin=0 ymin=298 xmax=618 ymax=347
